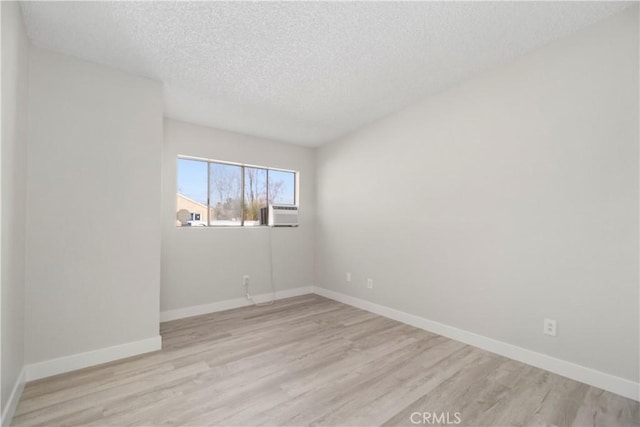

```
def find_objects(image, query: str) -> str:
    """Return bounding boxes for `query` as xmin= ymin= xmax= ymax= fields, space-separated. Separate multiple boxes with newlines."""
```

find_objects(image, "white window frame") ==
xmin=177 ymin=155 xmax=298 ymax=227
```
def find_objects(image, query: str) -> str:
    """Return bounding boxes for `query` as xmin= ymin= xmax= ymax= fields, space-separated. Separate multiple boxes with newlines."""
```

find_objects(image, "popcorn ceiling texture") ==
xmin=21 ymin=2 xmax=629 ymax=146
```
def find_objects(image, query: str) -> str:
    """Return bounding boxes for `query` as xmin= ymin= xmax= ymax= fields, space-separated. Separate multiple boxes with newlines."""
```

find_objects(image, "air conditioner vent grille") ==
xmin=263 ymin=204 xmax=299 ymax=227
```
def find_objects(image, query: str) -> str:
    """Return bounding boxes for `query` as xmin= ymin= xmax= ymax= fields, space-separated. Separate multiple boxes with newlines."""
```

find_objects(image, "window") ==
xmin=209 ymin=162 xmax=242 ymax=226
xmin=176 ymin=156 xmax=297 ymax=227
xmin=243 ymin=167 xmax=267 ymax=226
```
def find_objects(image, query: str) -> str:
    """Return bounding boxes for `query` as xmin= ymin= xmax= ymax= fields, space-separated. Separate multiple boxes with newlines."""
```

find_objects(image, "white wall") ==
xmin=161 ymin=119 xmax=315 ymax=312
xmin=25 ymin=47 xmax=163 ymax=364
xmin=316 ymin=7 xmax=639 ymax=383
xmin=1 ymin=0 xmax=28 ymax=416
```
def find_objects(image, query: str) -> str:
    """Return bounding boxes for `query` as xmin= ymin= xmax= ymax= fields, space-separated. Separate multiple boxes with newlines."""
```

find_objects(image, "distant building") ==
xmin=176 ymin=194 xmax=214 ymax=226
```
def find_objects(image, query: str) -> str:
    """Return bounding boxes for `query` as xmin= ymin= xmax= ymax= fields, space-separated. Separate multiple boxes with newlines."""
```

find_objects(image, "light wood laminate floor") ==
xmin=13 ymin=295 xmax=639 ymax=426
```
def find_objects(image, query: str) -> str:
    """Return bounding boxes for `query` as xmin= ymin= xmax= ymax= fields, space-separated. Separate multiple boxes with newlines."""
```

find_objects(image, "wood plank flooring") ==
xmin=12 ymin=294 xmax=640 ymax=426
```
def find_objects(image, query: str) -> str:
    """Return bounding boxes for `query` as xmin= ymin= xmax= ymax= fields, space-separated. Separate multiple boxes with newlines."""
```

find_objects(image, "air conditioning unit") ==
xmin=264 ymin=204 xmax=299 ymax=227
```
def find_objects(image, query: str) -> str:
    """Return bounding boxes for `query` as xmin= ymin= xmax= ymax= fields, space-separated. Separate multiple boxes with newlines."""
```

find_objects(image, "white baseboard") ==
xmin=25 ymin=335 xmax=162 ymax=382
xmin=313 ymin=286 xmax=640 ymax=402
xmin=1 ymin=367 xmax=26 ymax=427
xmin=160 ymin=286 xmax=314 ymax=322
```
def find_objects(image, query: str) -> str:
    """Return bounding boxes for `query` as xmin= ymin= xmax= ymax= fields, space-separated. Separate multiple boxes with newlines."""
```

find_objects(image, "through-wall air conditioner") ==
xmin=263 ymin=204 xmax=299 ymax=227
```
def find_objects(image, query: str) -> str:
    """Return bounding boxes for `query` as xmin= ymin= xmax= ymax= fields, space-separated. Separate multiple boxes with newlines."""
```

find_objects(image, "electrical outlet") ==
xmin=544 ymin=318 xmax=557 ymax=336
xmin=367 ymin=278 xmax=373 ymax=289
xmin=243 ymin=275 xmax=250 ymax=286
xmin=346 ymin=272 xmax=352 ymax=282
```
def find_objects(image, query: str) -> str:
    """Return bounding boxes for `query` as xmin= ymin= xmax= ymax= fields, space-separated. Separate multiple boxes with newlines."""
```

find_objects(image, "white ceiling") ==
xmin=20 ymin=1 xmax=629 ymax=146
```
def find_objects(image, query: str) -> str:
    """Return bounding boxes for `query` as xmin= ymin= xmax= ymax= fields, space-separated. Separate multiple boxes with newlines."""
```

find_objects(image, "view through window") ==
xmin=177 ymin=157 xmax=297 ymax=227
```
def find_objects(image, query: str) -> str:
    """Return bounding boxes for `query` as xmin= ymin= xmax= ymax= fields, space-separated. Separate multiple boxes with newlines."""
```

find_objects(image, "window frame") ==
xmin=176 ymin=155 xmax=298 ymax=228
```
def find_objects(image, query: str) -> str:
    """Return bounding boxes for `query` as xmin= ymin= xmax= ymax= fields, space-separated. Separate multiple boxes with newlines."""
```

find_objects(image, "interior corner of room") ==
xmin=1 ymin=1 xmax=639 ymax=426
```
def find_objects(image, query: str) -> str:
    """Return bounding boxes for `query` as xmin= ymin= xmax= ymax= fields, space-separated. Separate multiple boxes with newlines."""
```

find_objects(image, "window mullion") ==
xmin=241 ymin=165 xmax=245 ymax=226
xmin=207 ymin=161 xmax=211 ymax=227
xmin=266 ymin=169 xmax=270 ymax=207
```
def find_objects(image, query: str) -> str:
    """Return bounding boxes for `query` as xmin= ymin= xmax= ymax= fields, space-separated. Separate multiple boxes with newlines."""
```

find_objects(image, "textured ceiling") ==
xmin=21 ymin=2 xmax=629 ymax=146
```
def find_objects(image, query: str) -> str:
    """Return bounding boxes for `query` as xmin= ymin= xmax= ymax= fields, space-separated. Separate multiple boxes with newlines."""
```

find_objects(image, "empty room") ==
xmin=1 ymin=1 xmax=638 ymax=426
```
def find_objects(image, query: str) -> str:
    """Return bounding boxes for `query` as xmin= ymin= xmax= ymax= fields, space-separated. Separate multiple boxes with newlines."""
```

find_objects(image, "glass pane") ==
xmin=176 ymin=158 xmax=209 ymax=227
xmin=244 ymin=167 xmax=267 ymax=226
xmin=209 ymin=162 xmax=242 ymax=226
xmin=268 ymin=170 xmax=296 ymax=205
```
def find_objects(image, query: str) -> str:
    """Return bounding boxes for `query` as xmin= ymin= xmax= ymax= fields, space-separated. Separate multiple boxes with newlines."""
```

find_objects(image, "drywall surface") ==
xmin=1 ymin=0 xmax=28 ymax=414
xmin=161 ymin=119 xmax=315 ymax=312
xmin=316 ymin=8 xmax=639 ymax=382
xmin=25 ymin=47 xmax=163 ymax=364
